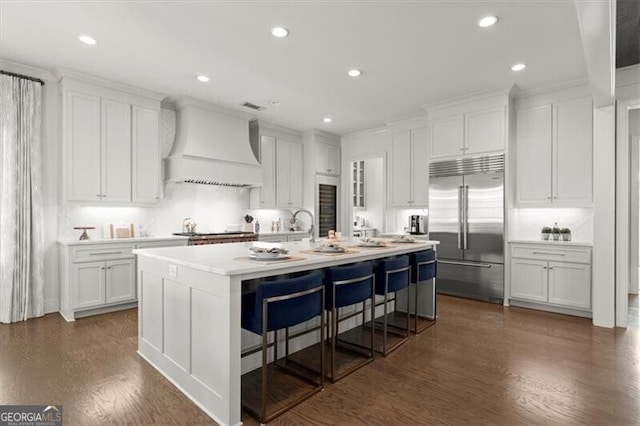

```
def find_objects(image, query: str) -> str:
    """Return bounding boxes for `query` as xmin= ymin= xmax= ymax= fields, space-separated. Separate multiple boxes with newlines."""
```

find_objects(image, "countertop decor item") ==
xmin=73 ymin=226 xmax=95 ymax=240
xmin=541 ymin=227 xmax=552 ymax=240
xmin=551 ymin=223 xmax=561 ymax=241
xmin=243 ymin=214 xmax=254 ymax=232
xmin=561 ymin=228 xmax=572 ymax=241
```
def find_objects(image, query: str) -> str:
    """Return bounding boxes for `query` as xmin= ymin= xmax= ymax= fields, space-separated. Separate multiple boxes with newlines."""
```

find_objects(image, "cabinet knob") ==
xmin=101 ymin=267 xmax=106 ymax=270
xmin=543 ymin=266 xmax=547 ymax=269
xmin=547 ymin=196 xmax=551 ymax=200
xmin=459 ymin=147 xmax=464 ymax=151
xmin=108 ymin=266 xmax=112 ymax=269
xmin=96 ymin=194 xmax=101 ymax=198
xmin=549 ymin=267 xmax=553 ymax=270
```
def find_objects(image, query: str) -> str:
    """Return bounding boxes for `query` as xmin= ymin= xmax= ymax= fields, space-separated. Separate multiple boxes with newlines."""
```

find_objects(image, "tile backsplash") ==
xmin=60 ymin=182 xmax=253 ymax=240
xmin=508 ymin=207 xmax=593 ymax=242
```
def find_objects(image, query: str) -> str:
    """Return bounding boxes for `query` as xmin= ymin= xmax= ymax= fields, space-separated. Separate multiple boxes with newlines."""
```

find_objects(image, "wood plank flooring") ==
xmin=1 ymin=295 xmax=639 ymax=425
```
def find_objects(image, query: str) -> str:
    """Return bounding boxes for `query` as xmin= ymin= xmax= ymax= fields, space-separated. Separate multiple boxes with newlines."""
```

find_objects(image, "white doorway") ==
xmin=616 ymin=101 xmax=640 ymax=328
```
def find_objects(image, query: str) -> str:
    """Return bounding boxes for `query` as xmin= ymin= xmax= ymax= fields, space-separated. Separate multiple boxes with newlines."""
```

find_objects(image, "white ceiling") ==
xmin=0 ymin=1 xmax=587 ymax=135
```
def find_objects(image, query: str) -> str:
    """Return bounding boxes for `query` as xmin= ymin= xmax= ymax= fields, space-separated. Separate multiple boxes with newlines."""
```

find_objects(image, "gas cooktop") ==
xmin=172 ymin=232 xmax=253 ymax=237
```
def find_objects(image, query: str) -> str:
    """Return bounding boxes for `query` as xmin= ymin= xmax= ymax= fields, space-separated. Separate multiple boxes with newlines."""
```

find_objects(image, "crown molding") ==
xmin=422 ymin=84 xmax=518 ymax=112
xmin=250 ymin=119 xmax=303 ymax=139
xmin=54 ymin=66 xmax=165 ymax=101
xmin=515 ymin=77 xmax=590 ymax=99
xmin=385 ymin=111 xmax=428 ymax=128
xmin=0 ymin=58 xmax=56 ymax=82
xmin=341 ymin=125 xmax=390 ymax=141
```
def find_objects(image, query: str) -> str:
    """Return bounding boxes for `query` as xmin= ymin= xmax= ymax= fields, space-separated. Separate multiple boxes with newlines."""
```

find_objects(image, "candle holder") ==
xmin=73 ymin=226 xmax=95 ymax=241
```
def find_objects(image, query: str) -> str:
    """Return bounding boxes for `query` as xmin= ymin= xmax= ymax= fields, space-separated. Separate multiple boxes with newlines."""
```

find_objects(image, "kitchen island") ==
xmin=134 ymin=239 xmax=438 ymax=425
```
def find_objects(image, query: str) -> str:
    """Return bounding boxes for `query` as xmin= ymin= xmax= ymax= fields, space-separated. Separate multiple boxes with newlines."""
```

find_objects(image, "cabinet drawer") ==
xmin=71 ymin=244 xmax=134 ymax=262
xmin=511 ymin=244 xmax=591 ymax=264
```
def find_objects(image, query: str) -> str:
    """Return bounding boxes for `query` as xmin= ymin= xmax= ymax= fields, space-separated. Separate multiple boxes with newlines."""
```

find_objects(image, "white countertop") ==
xmin=509 ymin=239 xmax=593 ymax=247
xmin=134 ymin=238 xmax=440 ymax=276
xmin=58 ymin=235 xmax=189 ymax=246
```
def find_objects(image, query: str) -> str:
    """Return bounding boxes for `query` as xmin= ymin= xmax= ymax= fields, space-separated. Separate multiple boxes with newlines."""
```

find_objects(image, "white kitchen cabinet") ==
xmin=429 ymin=107 xmax=505 ymax=160
xmin=132 ymin=106 xmax=160 ymax=203
xmin=253 ymin=135 xmax=277 ymax=208
xmin=510 ymin=243 xmax=592 ymax=315
xmin=101 ymin=99 xmax=132 ymax=202
xmin=515 ymin=105 xmax=553 ymax=204
xmin=66 ymin=91 xmax=102 ymax=202
xmin=316 ymin=143 xmax=341 ymax=175
xmin=430 ymin=116 xmax=463 ymax=158
xmin=276 ymin=139 xmax=303 ymax=208
xmin=390 ymin=127 xmax=429 ymax=207
xmin=59 ymin=238 xmax=187 ymax=321
xmin=105 ymin=258 xmax=137 ymax=304
xmin=547 ymin=261 xmax=591 ymax=310
xmin=515 ymin=97 xmax=592 ymax=207
xmin=72 ymin=261 xmax=106 ymax=309
xmin=61 ymin=76 xmax=162 ymax=205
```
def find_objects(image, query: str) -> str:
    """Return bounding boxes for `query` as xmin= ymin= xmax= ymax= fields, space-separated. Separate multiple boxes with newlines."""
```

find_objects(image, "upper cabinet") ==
xmin=250 ymin=122 xmax=304 ymax=209
xmin=390 ymin=127 xmax=429 ymax=208
xmin=61 ymin=76 xmax=162 ymax=205
xmin=315 ymin=143 xmax=341 ymax=176
xmin=429 ymin=106 xmax=505 ymax=160
xmin=276 ymin=139 xmax=303 ymax=208
xmin=515 ymin=96 xmax=593 ymax=207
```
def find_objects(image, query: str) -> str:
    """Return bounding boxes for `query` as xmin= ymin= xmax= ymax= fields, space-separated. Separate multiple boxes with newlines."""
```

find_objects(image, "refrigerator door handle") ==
xmin=457 ymin=186 xmax=463 ymax=249
xmin=439 ymin=260 xmax=493 ymax=268
xmin=463 ymin=185 xmax=469 ymax=250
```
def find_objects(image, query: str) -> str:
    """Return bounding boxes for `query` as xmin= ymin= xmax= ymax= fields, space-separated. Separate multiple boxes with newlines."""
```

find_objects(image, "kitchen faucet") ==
xmin=291 ymin=209 xmax=315 ymax=243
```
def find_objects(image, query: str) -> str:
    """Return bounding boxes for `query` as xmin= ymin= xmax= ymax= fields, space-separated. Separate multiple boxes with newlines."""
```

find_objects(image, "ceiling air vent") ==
xmin=241 ymin=101 xmax=266 ymax=111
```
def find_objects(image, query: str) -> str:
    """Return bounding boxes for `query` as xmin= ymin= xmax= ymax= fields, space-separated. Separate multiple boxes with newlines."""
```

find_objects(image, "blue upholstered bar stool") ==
xmin=410 ymin=249 xmax=437 ymax=334
xmin=374 ymin=255 xmax=411 ymax=356
xmin=241 ymin=271 xmax=325 ymax=424
xmin=324 ymin=262 xmax=375 ymax=382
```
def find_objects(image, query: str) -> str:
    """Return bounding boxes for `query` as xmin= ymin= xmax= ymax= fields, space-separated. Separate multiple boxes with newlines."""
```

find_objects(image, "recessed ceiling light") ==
xmin=511 ymin=63 xmax=526 ymax=72
xmin=271 ymin=27 xmax=289 ymax=38
xmin=270 ymin=101 xmax=281 ymax=106
xmin=78 ymin=35 xmax=97 ymax=45
xmin=347 ymin=69 xmax=362 ymax=77
xmin=478 ymin=16 xmax=498 ymax=28
xmin=196 ymin=75 xmax=210 ymax=82
xmin=323 ymin=117 xmax=332 ymax=123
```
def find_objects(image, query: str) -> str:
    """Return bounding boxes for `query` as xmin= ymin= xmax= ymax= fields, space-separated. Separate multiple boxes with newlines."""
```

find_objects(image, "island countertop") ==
xmin=133 ymin=239 xmax=440 ymax=278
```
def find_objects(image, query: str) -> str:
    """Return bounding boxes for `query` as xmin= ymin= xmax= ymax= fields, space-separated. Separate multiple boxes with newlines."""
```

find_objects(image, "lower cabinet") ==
xmin=510 ymin=243 xmax=592 ymax=314
xmin=60 ymin=238 xmax=187 ymax=321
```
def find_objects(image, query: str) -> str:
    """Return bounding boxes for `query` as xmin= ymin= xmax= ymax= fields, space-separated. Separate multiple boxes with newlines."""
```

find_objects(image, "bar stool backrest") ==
xmin=255 ymin=271 xmax=324 ymax=332
xmin=375 ymin=256 xmax=410 ymax=293
xmin=324 ymin=262 xmax=374 ymax=309
xmin=411 ymin=250 xmax=437 ymax=283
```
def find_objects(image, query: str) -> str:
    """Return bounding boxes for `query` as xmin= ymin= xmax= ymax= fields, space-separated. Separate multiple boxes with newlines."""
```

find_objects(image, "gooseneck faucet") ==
xmin=291 ymin=209 xmax=315 ymax=243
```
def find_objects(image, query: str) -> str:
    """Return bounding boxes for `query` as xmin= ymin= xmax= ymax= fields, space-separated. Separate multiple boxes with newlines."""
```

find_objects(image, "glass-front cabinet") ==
xmin=352 ymin=160 xmax=365 ymax=208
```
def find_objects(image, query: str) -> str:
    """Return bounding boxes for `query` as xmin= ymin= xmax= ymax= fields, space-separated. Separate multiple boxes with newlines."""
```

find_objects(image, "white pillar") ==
xmin=592 ymin=104 xmax=616 ymax=327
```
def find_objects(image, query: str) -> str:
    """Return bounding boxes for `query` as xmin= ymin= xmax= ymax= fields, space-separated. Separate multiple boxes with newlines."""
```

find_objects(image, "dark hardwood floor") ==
xmin=1 ymin=295 xmax=639 ymax=425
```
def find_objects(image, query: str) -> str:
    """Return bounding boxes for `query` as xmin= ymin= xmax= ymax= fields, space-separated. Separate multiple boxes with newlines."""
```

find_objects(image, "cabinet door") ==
xmin=326 ymin=144 xmax=341 ymax=175
xmin=429 ymin=115 xmax=464 ymax=159
xmin=102 ymin=99 xmax=132 ymax=203
xmin=132 ymin=106 xmax=160 ymax=203
xmin=105 ymin=258 xmax=136 ymax=304
xmin=276 ymin=140 xmax=303 ymax=208
xmin=72 ymin=261 xmax=106 ymax=309
xmin=258 ymin=136 xmax=276 ymax=207
xmin=515 ymin=105 xmax=552 ymax=206
xmin=548 ymin=261 xmax=591 ymax=309
xmin=411 ymin=127 xmax=429 ymax=207
xmin=288 ymin=142 xmax=303 ymax=207
xmin=390 ymin=131 xmax=412 ymax=207
xmin=67 ymin=91 xmax=101 ymax=202
xmin=510 ymin=258 xmax=548 ymax=302
xmin=465 ymin=107 xmax=505 ymax=155
xmin=553 ymin=97 xmax=593 ymax=205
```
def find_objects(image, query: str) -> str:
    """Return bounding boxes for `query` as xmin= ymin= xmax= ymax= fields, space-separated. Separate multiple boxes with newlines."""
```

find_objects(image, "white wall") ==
xmin=508 ymin=208 xmax=594 ymax=242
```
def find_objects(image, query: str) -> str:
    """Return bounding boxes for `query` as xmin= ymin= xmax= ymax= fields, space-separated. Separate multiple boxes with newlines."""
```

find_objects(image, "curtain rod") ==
xmin=0 ymin=70 xmax=45 ymax=86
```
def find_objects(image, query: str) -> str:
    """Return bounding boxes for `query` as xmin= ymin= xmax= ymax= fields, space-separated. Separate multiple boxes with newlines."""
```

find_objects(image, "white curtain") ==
xmin=0 ymin=74 xmax=44 ymax=323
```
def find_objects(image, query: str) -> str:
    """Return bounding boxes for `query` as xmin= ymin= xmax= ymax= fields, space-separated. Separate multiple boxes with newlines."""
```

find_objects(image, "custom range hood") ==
xmin=164 ymin=97 xmax=262 ymax=187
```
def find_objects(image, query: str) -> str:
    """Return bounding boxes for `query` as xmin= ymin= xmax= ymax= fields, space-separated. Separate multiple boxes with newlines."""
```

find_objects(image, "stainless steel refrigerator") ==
xmin=429 ymin=154 xmax=504 ymax=303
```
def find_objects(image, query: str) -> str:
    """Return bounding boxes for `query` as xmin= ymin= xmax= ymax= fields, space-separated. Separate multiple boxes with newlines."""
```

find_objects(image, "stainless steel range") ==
xmin=172 ymin=232 xmax=258 ymax=245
